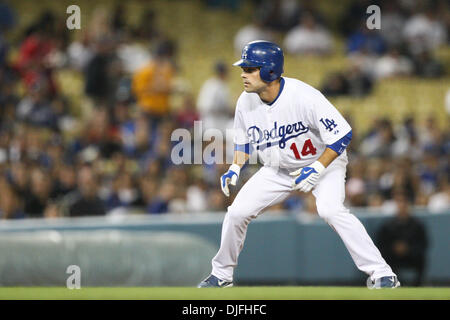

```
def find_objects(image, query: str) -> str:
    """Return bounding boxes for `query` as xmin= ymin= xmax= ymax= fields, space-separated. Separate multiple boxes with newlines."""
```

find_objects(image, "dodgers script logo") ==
xmin=247 ymin=121 xmax=309 ymax=150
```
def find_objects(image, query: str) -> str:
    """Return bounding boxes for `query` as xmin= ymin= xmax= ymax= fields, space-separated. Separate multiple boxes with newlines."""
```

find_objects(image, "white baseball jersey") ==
xmin=233 ymin=77 xmax=352 ymax=169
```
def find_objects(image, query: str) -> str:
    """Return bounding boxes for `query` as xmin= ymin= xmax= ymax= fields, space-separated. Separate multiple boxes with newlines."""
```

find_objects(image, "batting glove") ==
xmin=290 ymin=161 xmax=325 ymax=193
xmin=220 ymin=164 xmax=240 ymax=197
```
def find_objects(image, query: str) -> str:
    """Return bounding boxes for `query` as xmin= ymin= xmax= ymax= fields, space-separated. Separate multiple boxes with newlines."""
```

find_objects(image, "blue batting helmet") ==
xmin=233 ymin=40 xmax=284 ymax=82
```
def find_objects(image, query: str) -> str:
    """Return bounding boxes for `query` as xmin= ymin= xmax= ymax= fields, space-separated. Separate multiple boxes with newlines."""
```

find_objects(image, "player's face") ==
xmin=240 ymin=67 xmax=267 ymax=93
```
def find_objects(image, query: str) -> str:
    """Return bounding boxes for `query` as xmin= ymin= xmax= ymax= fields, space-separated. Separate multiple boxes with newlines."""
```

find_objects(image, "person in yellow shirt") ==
xmin=132 ymin=40 xmax=176 ymax=124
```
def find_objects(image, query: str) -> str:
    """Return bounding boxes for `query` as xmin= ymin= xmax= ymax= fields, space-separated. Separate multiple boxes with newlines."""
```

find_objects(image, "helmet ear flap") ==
xmin=260 ymin=67 xmax=274 ymax=82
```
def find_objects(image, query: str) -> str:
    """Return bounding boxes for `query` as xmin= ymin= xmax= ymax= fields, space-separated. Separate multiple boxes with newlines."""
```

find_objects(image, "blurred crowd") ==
xmin=0 ymin=0 xmax=448 ymax=219
xmin=235 ymin=0 xmax=448 ymax=97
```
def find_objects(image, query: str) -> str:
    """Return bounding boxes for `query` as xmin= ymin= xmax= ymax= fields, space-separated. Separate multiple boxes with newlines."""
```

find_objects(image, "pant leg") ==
xmin=211 ymin=166 xmax=292 ymax=282
xmin=312 ymin=159 xmax=396 ymax=280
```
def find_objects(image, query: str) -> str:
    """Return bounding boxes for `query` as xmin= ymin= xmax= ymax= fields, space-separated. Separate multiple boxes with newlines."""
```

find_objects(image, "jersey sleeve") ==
xmin=308 ymin=92 xmax=352 ymax=145
xmin=232 ymin=97 xmax=249 ymax=145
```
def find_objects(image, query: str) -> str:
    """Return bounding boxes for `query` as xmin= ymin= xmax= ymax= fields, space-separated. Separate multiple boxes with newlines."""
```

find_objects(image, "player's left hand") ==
xmin=290 ymin=161 xmax=325 ymax=193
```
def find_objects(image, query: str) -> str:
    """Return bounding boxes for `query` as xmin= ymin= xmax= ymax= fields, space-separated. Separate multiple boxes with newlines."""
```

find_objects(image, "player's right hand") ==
xmin=220 ymin=164 xmax=241 ymax=197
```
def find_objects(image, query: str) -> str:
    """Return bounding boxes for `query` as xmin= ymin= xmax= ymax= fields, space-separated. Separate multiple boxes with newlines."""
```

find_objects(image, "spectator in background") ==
xmin=345 ymin=63 xmax=374 ymax=97
xmin=0 ymin=178 xmax=24 ymax=219
xmin=115 ymin=6 xmax=154 ymax=76
xmin=301 ymin=193 xmax=317 ymax=216
xmin=74 ymin=107 xmax=121 ymax=160
xmin=255 ymin=0 xmax=301 ymax=33
xmin=120 ymin=112 xmax=152 ymax=159
xmin=111 ymin=3 xmax=127 ymax=34
xmin=7 ymin=161 xmax=29 ymax=199
xmin=0 ymin=35 xmax=9 ymax=72
xmin=0 ymin=66 xmax=19 ymax=117
xmin=339 ymin=0 xmax=372 ymax=37
xmin=176 ymin=93 xmax=200 ymax=130
xmin=346 ymin=20 xmax=386 ymax=56
xmin=390 ymin=158 xmax=420 ymax=204
xmin=373 ymin=47 xmax=413 ymax=80
xmin=321 ymin=63 xmax=373 ymax=99
xmin=104 ymin=171 xmax=140 ymax=212
xmin=392 ymin=116 xmax=423 ymax=160
xmin=378 ymin=1 xmax=406 ymax=48
xmin=145 ymin=118 xmax=176 ymax=168
xmin=43 ymin=201 xmax=62 ymax=218
xmin=66 ymin=164 xmax=106 ymax=217
xmin=51 ymin=162 xmax=77 ymax=200
xmin=139 ymin=174 xmax=157 ymax=208
xmin=22 ymin=126 xmax=49 ymax=166
xmin=347 ymin=47 xmax=378 ymax=79
xmin=206 ymin=189 xmax=227 ymax=212
xmin=283 ymin=12 xmax=333 ymax=56
xmin=68 ymin=5 xmax=115 ymax=72
xmin=376 ymin=192 xmax=428 ymax=286
xmin=283 ymin=193 xmax=304 ymax=212
xmin=403 ymin=5 xmax=447 ymax=55
xmin=67 ymin=32 xmax=94 ymax=72
xmin=360 ymin=118 xmax=396 ymax=158
xmin=24 ymin=167 xmax=53 ymax=217
xmin=320 ymin=72 xmax=349 ymax=97
xmin=94 ymin=107 xmax=122 ymax=158
xmin=364 ymin=158 xmax=384 ymax=196
xmin=233 ymin=13 xmax=275 ymax=54
xmin=132 ymin=39 xmax=177 ymax=128
xmin=84 ymin=36 xmax=122 ymax=107
xmin=146 ymin=179 xmax=177 ymax=214
xmin=418 ymin=116 xmax=445 ymax=155
xmin=428 ymin=178 xmax=450 ymax=213
xmin=197 ymin=61 xmax=233 ymax=134
xmin=411 ymin=50 xmax=445 ymax=78
xmin=377 ymin=158 xmax=420 ymax=213
xmin=0 ymin=2 xmax=16 ymax=35
xmin=367 ymin=192 xmax=385 ymax=209
xmin=346 ymin=158 xmax=367 ymax=207
xmin=16 ymin=79 xmax=60 ymax=131
xmin=417 ymin=153 xmax=441 ymax=196
xmin=378 ymin=159 xmax=396 ymax=206
xmin=14 ymin=11 xmax=59 ymax=98
xmin=132 ymin=9 xmax=162 ymax=42
xmin=86 ymin=6 xmax=113 ymax=43
xmin=185 ymin=177 xmax=208 ymax=212
xmin=117 ymin=35 xmax=152 ymax=76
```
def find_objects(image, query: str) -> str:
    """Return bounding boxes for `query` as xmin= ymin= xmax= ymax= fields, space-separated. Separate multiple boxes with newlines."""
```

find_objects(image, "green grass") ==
xmin=0 ymin=286 xmax=449 ymax=300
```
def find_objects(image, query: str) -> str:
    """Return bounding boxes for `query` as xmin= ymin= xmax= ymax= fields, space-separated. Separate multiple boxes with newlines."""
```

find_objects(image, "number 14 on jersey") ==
xmin=290 ymin=139 xmax=317 ymax=160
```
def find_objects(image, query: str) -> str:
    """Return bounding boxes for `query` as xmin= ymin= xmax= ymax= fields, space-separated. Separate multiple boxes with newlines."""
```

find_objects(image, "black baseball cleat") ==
xmin=367 ymin=276 xmax=401 ymax=289
xmin=197 ymin=274 xmax=233 ymax=288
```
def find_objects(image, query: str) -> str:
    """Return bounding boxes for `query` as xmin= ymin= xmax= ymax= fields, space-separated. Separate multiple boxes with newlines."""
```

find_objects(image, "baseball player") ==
xmin=198 ymin=40 xmax=400 ymax=289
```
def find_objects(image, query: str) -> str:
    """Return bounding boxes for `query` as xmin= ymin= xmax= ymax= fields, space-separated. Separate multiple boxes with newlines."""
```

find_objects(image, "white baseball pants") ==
xmin=211 ymin=157 xmax=396 ymax=282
